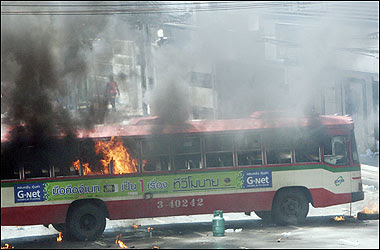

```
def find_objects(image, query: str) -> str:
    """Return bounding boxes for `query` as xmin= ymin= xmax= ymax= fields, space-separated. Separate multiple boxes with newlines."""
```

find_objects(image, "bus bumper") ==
xmin=351 ymin=191 xmax=364 ymax=202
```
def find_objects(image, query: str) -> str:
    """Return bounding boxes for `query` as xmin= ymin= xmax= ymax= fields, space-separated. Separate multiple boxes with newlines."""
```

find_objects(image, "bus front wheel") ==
xmin=254 ymin=211 xmax=273 ymax=221
xmin=66 ymin=203 xmax=106 ymax=241
xmin=52 ymin=223 xmax=65 ymax=233
xmin=272 ymin=188 xmax=309 ymax=225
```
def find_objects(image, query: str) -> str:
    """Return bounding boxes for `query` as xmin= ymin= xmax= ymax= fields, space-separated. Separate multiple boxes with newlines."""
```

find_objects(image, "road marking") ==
xmin=339 ymin=239 xmax=359 ymax=246
xmin=152 ymin=218 xmax=166 ymax=223
xmin=194 ymin=232 xmax=209 ymax=237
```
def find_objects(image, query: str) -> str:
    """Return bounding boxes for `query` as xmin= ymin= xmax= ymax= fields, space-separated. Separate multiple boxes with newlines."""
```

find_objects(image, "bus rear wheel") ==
xmin=254 ymin=211 xmax=273 ymax=221
xmin=66 ymin=203 xmax=106 ymax=241
xmin=272 ymin=188 xmax=309 ymax=225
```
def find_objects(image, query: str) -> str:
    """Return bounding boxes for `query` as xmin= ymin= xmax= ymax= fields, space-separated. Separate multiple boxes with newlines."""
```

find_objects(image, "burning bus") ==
xmin=1 ymin=112 xmax=364 ymax=241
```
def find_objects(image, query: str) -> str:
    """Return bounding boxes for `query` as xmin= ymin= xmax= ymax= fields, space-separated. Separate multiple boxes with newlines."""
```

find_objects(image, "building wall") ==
xmin=261 ymin=2 xmax=379 ymax=152
xmin=90 ymin=39 xmax=144 ymax=116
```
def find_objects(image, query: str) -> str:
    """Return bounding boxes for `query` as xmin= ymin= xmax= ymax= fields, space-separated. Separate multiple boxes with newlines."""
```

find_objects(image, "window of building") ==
xmin=190 ymin=71 xmax=213 ymax=89
xmin=172 ymin=136 xmax=202 ymax=170
xmin=205 ymin=135 xmax=233 ymax=168
xmin=235 ymin=134 xmax=262 ymax=166
xmin=142 ymin=137 xmax=170 ymax=172
xmin=323 ymin=135 xmax=349 ymax=165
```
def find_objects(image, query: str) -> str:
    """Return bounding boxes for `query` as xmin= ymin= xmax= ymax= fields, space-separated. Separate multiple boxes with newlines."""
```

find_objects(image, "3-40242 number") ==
xmin=157 ymin=198 xmax=203 ymax=209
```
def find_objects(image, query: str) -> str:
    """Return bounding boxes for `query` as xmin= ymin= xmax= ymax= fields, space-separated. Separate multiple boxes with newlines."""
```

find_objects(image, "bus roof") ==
xmin=75 ymin=114 xmax=354 ymax=139
xmin=0 ymin=114 xmax=354 ymax=142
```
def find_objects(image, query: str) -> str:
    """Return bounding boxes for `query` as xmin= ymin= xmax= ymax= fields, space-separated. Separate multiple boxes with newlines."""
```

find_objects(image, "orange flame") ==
xmin=334 ymin=216 xmax=345 ymax=221
xmin=115 ymin=234 xmax=128 ymax=248
xmin=132 ymin=224 xmax=139 ymax=229
xmin=73 ymin=137 xmax=138 ymax=175
xmin=95 ymin=136 xmax=138 ymax=174
xmin=73 ymin=159 xmax=106 ymax=175
xmin=57 ymin=232 xmax=63 ymax=242
xmin=361 ymin=200 xmax=378 ymax=214
xmin=1 ymin=244 xmax=14 ymax=249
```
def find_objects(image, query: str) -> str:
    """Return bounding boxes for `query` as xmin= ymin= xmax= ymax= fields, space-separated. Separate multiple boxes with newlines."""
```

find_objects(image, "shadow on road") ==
xmin=2 ymin=215 xmax=375 ymax=249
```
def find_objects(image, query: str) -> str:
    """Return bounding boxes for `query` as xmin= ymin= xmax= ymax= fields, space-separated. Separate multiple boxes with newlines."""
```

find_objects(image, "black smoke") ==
xmin=1 ymin=14 xmax=110 ymax=174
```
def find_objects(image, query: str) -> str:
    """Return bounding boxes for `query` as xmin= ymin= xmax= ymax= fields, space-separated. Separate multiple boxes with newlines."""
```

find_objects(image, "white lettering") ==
xmin=17 ymin=191 xmax=24 ymax=199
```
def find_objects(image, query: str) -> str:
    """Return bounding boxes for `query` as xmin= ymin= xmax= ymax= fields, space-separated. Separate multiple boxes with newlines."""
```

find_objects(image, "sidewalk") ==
xmin=361 ymin=164 xmax=379 ymax=188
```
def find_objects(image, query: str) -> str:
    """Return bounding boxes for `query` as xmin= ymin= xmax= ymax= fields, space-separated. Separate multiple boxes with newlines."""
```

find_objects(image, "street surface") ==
xmin=1 ymin=164 xmax=378 ymax=249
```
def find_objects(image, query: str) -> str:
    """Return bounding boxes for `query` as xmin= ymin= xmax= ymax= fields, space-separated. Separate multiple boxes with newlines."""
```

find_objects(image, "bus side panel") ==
xmin=105 ymin=191 xmax=276 ymax=220
xmin=310 ymin=188 xmax=352 ymax=207
xmin=1 ymin=204 xmax=69 ymax=226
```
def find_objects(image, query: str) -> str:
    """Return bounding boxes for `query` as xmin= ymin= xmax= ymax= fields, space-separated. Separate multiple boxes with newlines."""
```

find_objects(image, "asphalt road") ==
xmin=1 ymin=164 xmax=378 ymax=249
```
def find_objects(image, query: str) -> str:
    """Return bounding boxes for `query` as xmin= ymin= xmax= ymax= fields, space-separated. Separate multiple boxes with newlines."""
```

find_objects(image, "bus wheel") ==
xmin=66 ymin=203 xmax=106 ymax=241
xmin=272 ymin=188 xmax=309 ymax=225
xmin=254 ymin=211 xmax=273 ymax=221
xmin=52 ymin=223 xmax=66 ymax=233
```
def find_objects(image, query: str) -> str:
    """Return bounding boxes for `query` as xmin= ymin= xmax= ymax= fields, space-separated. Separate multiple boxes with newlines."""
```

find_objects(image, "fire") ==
xmin=115 ymin=234 xmax=128 ymax=248
xmin=95 ymin=136 xmax=138 ymax=174
xmin=132 ymin=224 xmax=139 ymax=229
xmin=73 ymin=137 xmax=138 ymax=175
xmin=57 ymin=232 xmax=63 ymax=242
xmin=1 ymin=244 xmax=14 ymax=249
xmin=361 ymin=200 xmax=378 ymax=214
xmin=334 ymin=216 xmax=345 ymax=221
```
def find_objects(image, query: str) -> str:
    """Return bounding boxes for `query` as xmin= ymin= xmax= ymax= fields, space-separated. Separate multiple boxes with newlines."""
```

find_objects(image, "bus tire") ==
xmin=272 ymin=188 xmax=309 ymax=225
xmin=254 ymin=211 xmax=273 ymax=221
xmin=66 ymin=203 xmax=106 ymax=241
xmin=52 ymin=223 xmax=65 ymax=233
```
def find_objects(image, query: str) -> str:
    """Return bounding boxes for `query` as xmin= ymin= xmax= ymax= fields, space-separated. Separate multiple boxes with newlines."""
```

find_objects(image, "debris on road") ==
xmin=225 ymin=228 xmax=242 ymax=233
xmin=334 ymin=216 xmax=345 ymax=221
xmin=115 ymin=234 xmax=128 ymax=248
xmin=1 ymin=244 xmax=14 ymax=249
xmin=56 ymin=232 xmax=63 ymax=242
xmin=94 ymin=241 xmax=108 ymax=247
xmin=147 ymin=227 xmax=154 ymax=238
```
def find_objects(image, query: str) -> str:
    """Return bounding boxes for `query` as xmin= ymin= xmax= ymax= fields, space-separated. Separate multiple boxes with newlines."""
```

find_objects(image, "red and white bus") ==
xmin=1 ymin=112 xmax=364 ymax=240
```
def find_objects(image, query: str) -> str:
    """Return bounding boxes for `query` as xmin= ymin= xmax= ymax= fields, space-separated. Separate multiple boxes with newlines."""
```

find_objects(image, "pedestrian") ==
xmin=106 ymin=75 xmax=120 ymax=111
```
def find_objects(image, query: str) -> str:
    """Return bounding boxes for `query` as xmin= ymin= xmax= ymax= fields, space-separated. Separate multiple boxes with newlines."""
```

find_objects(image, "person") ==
xmin=106 ymin=75 xmax=120 ymax=111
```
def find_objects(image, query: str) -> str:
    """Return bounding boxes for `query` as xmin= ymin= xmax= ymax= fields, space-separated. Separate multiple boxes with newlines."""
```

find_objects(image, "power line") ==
xmin=0 ymin=1 xmax=235 ymax=7
xmin=1 ymin=2 xmax=321 ymax=15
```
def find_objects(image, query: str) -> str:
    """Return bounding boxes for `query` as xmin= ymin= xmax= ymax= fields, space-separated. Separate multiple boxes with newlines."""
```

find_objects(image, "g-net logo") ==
xmin=241 ymin=170 xmax=272 ymax=189
xmin=14 ymin=183 xmax=46 ymax=203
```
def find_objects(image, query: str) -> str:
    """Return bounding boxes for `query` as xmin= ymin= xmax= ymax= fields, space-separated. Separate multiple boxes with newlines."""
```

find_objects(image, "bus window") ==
xmin=295 ymin=141 xmax=320 ymax=163
xmin=24 ymin=163 xmax=50 ymax=179
xmin=266 ymin=149 xmax=292 ymax=164
xmin=172 ymin=136 xmax=202 ymax=170
xmin=1 ymin=164 xmax=20 ymax=180
xmin=142 ymin=138 xmax=170 ymax=172
xmin=323 ymin=136 xmax=349 ymax=165
xmin=235 ymin=134 xmax=262 ymax=166
xmin=351 ymin=132 xmax=360 ymax=164
xmin=264 ymin=131 xmax=292 ymax=165
xmin=54 ymin=164 xmax=80 ymax=177
xmin=205 ymin=135 xmax=233 ymax=168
